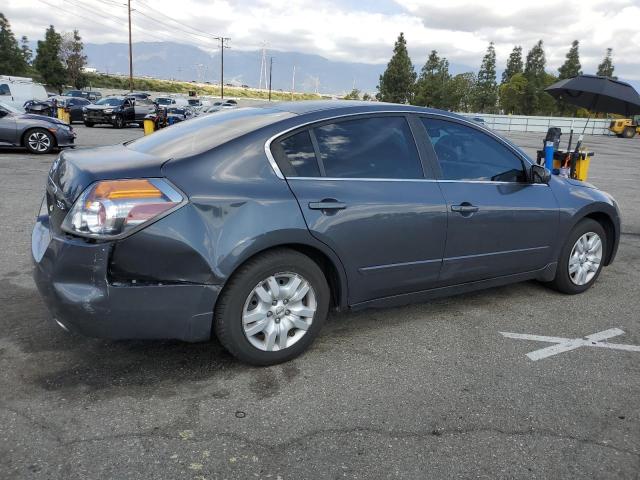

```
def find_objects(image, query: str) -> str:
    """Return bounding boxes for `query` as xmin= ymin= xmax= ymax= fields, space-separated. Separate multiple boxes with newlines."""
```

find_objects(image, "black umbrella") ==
xmin=545 ymin=74 xmax=640 ymax=116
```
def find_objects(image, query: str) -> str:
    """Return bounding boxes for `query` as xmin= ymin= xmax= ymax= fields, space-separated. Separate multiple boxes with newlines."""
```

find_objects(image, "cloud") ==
xmin=3 ymin=0 xmax=640 ymax=82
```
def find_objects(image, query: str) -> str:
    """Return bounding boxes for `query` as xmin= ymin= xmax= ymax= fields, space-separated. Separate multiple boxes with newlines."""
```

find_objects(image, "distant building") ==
xmin=81 ymin=67 xmax=97 ymax=73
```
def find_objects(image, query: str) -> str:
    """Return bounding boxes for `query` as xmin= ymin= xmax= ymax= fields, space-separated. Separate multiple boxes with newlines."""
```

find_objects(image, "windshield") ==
xmin=126 ymin=107 xmax=293 ymax=159
xmin=0 ymin=102 xmax=23 ymax=114
xmin=96 ymin=98 xmax=123 ymax=106
xmin=156 ymin=98 xmax=172 ymax=105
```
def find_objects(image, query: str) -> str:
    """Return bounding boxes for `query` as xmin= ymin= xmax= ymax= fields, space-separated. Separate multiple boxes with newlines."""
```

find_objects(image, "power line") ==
xmin=135 ymin=0 xmax=222 ymax=40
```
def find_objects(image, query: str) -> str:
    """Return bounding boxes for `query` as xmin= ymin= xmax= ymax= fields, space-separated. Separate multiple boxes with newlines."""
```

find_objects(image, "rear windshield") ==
xmin=126 ymin=107 xmax=293 ymax=159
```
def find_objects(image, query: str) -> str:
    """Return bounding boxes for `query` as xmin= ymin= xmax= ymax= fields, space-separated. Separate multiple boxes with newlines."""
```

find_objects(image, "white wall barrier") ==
xmin=460 ymin=113 xmax=613 ymax=136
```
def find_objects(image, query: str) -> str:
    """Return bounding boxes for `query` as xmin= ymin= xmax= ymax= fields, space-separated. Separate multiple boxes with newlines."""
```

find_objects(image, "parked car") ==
xmin=127 ymin=92 xmax=151 ymax=100
xmin=56 ymin=96 xmax=92 ymax=123
xmin=128 ymin=96 xmax=156 ymax=123
xmin=23 ymin=99 xmax=56 ymax=117
xmin=83 ymin=96 xmax=135 ymax=128
xmin=0 ymin=101 xmax=75 ymax=154
xmin=32 ymin=102 xmax=620 ymax=365
xmin=202 ymin=101 xmax=237 ymax=113
xmin=63 ymin=90 xmax=102 ymax=102
xmin=155 ymin=96 xmax=189 ymax=107
xmin=0 ymin=76 xmax=49 ymax=110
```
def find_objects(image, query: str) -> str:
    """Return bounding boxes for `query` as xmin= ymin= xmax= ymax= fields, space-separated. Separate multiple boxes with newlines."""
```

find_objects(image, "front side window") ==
xmin=313 ymin=116 xmax=423 ymax=179
xmin=0 ymin=84 xmax=10 ymax=96
xmin=421 ymin=118 xmax=526 ymax=182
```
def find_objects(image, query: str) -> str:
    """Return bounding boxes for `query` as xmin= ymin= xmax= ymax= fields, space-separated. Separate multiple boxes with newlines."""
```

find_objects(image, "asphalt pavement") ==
xmin=1 ymin=123 xmax=639 ymax=479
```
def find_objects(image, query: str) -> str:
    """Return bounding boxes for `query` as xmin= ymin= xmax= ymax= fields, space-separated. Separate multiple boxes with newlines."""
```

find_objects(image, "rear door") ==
xmin=271 ymin=114 xmax=448 ymax=304
xmin=419 ymin=116 xmax=559 ymax=285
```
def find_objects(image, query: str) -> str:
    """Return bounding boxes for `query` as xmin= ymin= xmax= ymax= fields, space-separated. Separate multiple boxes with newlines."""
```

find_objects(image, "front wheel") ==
xmin=214 ymin=249 xmax=330 ymax=365
xmin=113 ymin=115 xmax=125 ymax=129
xmin=622 ymin=127 xmax=636 ymax=138
xmin=548 ymin=218 xmax=606 ymax=294
xmin=24 ymin=129 xmax=55 ymax=154
xmin=84 ymin=121 xmax=94 ymax=127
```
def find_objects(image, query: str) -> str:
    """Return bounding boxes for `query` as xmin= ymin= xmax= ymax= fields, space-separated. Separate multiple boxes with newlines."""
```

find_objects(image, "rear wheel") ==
xmin=114 ymin=115 xmax=125 ymax=129
xmin=214 ymin=249 xmax=330 ymax=365
xmin=24 ymin=128 xmax=55 ymax=154
xmin=548 ymin=218 xmax=606 ymax=294
xmin=84 ymin=121 xmax=94 ymax=127
xmin=622 ymin=127 xmax=636 ymax=138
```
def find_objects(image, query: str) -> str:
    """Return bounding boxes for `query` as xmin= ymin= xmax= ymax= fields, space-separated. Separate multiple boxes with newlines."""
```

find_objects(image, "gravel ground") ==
xmin=1 ymin=123 xmax=639 ymax=479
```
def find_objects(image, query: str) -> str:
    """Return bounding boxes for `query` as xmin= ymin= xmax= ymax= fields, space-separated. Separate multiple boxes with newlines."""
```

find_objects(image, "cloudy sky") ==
xmin=4 ymin=0 xmax=640 ymax=83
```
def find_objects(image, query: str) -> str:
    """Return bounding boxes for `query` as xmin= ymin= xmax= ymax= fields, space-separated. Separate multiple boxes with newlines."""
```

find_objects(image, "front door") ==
xmin=419 ymin=116 xmax=559 ymax=285
xmin=0 ymin=109 xmax=17 ymax=145
xmin=271 ymin=114 xmax=448 ymax=304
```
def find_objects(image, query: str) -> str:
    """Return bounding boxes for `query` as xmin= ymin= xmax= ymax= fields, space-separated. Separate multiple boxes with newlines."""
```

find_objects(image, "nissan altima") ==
xmin=32 ymin=101 xmax=621 ymax=365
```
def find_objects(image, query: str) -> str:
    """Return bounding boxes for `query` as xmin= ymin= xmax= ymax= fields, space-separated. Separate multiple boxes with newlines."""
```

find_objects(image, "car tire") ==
xmin=214 ymin=248 xmax=330 ymax=365
xmin=622 ymin=127 xmax=636 ymax=139
xmin=24 ymin=128 xmax=55 ymax=154
xmin=84 ymin=122 xmax=94 ymax=127
xmin=548 ymin=218 xmax=607 ymax=294
xmin=114 ymin=116 xmax=125 ymax=129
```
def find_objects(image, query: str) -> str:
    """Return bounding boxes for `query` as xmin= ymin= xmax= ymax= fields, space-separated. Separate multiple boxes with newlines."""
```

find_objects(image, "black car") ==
xmin=64 ymin=90 xmax=102 ymax=102
xmin=59 ymin=97 xmax=91 ymax=123
xmin=83 ymin=96 xmax=135 ymax=128
xmin=33 ymin=102 xmax=621 ymax=365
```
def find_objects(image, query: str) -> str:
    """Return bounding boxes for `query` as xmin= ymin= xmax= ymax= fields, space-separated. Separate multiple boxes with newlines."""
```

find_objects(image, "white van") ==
xmin=0 ymin=76 xmax=49 ymax=109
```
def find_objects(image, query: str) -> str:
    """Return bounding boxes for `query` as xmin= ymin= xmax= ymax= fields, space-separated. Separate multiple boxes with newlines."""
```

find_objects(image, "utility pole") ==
xmin=291 ymin=65 xmax=296 ymax=100
xmin=127 ymin=0 xmax=133 ymax=92
xmin=217 ymin=37 xmax=230 ymax=99
xmin=268 ymin=57 xmax=273 ymax=101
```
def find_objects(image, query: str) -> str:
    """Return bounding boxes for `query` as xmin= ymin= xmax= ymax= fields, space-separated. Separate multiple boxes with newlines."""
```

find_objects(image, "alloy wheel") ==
xmin=242 ymin=272 xmax=317 ymax=351
xmin=27 ymin=132 xmax=51 ymax=152
xmin=568 ymin=232 xmax=603 ymax=285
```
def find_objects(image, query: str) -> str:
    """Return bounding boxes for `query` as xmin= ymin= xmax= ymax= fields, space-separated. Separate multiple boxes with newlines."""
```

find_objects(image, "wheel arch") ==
xmin=21 ymin=126 xmax=57 ymax=149
xmin=579 ymin=210 xmax=618 ymax=266
xmin=221 ymin=242 xmax=348 ymax=311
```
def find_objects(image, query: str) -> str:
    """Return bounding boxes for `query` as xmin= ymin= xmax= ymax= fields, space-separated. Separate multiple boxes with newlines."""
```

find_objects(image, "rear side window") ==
xmin=421 ymin=118 xmax=526 ymax=182
xmin=314 ymin=116 xmax=422 ymax=179
xmin=277 ymin=130 xmax=320 ymax=177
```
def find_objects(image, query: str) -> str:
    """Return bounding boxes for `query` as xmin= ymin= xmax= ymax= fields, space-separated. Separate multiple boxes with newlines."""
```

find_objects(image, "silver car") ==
xmin=0 ymin=102 xmax=75 ymax=154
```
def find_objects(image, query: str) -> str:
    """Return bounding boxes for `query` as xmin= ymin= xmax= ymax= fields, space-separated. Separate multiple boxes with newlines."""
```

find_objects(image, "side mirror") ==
xmin=531 ymin=164 xmax=551 ymax=184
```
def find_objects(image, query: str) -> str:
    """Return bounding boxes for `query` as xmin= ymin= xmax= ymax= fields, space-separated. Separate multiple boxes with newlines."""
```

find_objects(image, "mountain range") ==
xmin=82 ymin=42 xmax=475 ymax=95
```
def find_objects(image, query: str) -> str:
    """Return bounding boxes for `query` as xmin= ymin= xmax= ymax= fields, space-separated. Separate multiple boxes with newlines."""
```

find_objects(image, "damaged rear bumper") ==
xmin=31 ymin=214 xmax=219 ymax=342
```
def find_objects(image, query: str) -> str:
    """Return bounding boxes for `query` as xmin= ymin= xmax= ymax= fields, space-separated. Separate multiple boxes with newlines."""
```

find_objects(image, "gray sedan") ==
xmin=32 ymin=101 xmax=620 ymax=365
xmin=0 ymin=102 xmax=75 ymax=154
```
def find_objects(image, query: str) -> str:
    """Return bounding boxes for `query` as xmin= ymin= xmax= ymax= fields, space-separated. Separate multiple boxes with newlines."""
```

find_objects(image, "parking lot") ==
xmin=1 ymin=125 xmax=639 ymax=479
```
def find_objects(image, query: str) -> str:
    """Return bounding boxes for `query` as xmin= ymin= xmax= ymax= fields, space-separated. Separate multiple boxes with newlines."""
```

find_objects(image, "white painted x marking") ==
xmin=500 ymin=328 xmax=640 ymax=361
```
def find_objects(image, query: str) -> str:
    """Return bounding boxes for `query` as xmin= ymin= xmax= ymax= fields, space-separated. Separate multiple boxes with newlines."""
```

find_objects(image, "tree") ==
xmin=596 ymin=48 xmax=615 ymax=78
xmin=0 ymin=13 xmax=28 ymax=75
xmin=558 ymin=40 xmax=582 ymax=79
xmin=522 ymin=40 xmax=546 ymax=115
xmin=20 ymin=35 xmax=32 ymax=66
xmin=502 ymin=46 xmax=523 ymax=84
xmin=343 ymin=88 xmax=361 ymax=100
xmin=445 ymin=72 xmax=476 ymax=112
xmin=34 ymin=25 xmax=67 ymax=92
xmin=557 ymin=40 xmax=582 ymax=115
xmin=61 ymin=29 xmax=87 ymax=89
xmin=499 ymin=73 xmax=528 ymax=114
xmin=377 ymin=33 xmax=416 ymax=104
xmin=471 ymin=42 xmax=498 ymax=113
xmin=362 ymin=92 xmax=372 ymax=101
xmin=414 ymin=50 xmax=450 ymax=109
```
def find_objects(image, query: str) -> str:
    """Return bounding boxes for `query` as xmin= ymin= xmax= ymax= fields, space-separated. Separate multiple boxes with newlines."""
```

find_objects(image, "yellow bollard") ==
xmin=57 ymin=107 xmax=65 ymax=121
xmin=57 ymin=107 xmax=70 ymax=124
xmin=143 ymin=118 xmax=156 ymax=135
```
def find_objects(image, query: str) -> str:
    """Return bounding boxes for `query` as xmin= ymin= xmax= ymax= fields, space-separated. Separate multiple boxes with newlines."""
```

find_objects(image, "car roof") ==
xmin=260 ymin=100 xmax=463 ymax=118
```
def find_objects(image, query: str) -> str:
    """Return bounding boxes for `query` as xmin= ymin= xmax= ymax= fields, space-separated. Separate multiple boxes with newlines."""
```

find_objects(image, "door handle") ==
xmin=451 ymin=203 xmax=479 ymax=214
xmin=308 ymin=199 xmax=347 ymax=210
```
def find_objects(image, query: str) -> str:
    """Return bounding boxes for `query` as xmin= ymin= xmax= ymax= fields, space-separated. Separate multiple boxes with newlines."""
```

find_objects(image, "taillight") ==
xmin=61 ymin=178 xmax=184 ymax=239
